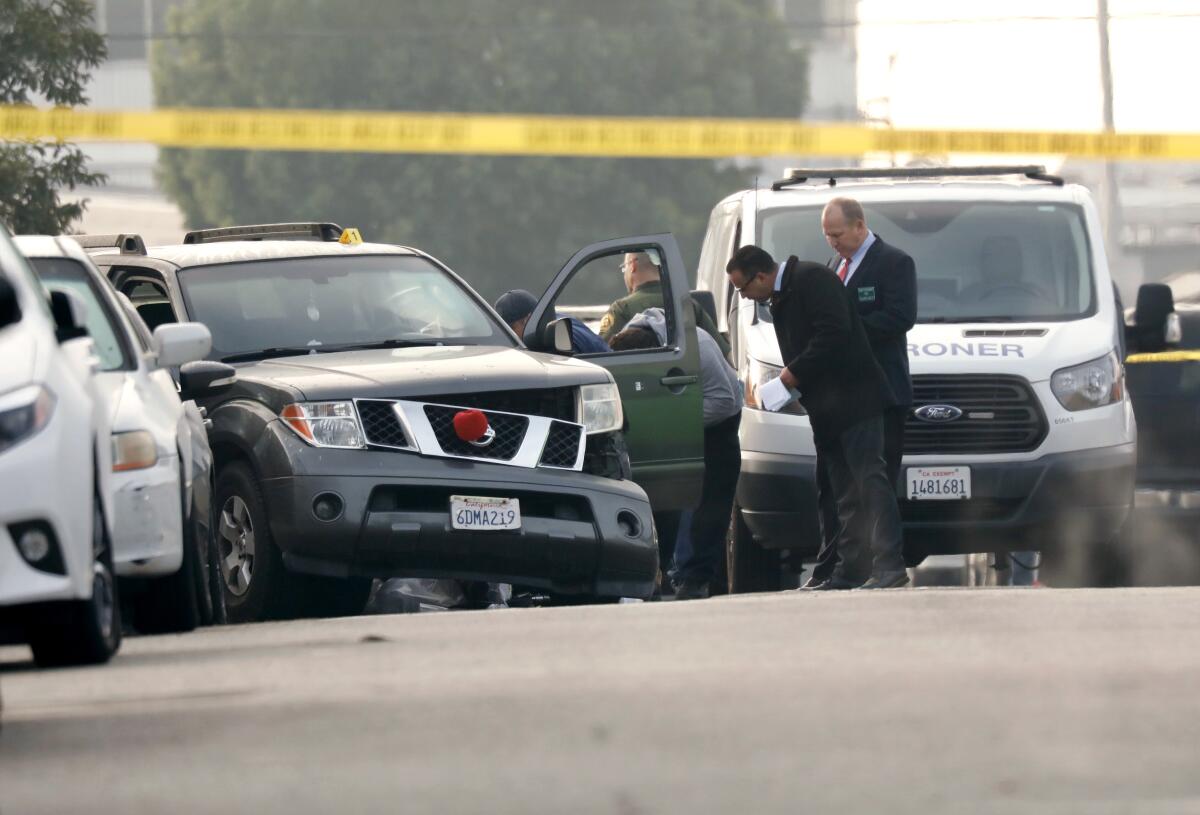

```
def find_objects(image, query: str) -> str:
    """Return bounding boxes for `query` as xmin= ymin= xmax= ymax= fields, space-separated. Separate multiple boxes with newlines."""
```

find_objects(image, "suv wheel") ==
xmin=29 ymin=491 xmax=122 ymax=667
xmin=726 ymin=503 xmax=781 ymax=593
xmin=215 ymin=462 xmax=288 ymax=622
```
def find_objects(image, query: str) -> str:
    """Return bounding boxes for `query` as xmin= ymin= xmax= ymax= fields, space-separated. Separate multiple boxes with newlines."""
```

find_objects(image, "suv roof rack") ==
xmin=182 ymin=222 xmax=344 ymax=245
xmin=73 ymin=233 xmax=147 ymax=255
xmin=771 ymin=165 xmax=1064 ymax=191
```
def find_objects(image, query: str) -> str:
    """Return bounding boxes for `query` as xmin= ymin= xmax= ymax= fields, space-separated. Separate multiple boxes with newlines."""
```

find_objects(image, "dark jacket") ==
xmin=770 ymin=257 xmax=887 ymax=441
xmin=845 ymin=235 xmax=917 ymax=407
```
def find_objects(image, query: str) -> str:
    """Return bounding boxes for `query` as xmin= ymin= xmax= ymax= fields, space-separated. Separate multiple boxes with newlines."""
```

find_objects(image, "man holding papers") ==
xmin=725 ymin=246 xmax=907 ymax=590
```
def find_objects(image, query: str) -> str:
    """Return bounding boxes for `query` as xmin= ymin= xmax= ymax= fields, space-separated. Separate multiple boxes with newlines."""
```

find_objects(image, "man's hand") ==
xmin=779 ymin=367 xmax=798 ymax=389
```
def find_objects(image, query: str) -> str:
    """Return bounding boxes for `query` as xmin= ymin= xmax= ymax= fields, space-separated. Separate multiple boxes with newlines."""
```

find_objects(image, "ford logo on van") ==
xmin=914 ymin=404 xmax=964 ymax=423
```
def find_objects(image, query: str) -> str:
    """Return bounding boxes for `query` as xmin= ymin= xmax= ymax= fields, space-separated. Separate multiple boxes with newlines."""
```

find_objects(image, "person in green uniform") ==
xmin=599 ymin=250 xmax=730 ymax=356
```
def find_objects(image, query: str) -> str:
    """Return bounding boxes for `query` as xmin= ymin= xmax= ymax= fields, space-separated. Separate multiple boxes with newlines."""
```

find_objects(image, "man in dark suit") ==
xmin=726 ymin=245 xmax=907 ymax=589
xmin=804 ymin=197 xmax=918 ymax=588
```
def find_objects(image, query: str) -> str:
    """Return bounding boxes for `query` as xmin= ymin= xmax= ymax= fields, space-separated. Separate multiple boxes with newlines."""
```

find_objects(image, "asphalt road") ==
xmin=3 ymin=586 xmax=1200 ymax=814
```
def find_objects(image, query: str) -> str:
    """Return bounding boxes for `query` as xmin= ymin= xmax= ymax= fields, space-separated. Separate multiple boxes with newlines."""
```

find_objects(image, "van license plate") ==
xmin=450 ymin=495 xmax=521 ymax=531
xmin=907 ymin=467 xmax=971 ymax=500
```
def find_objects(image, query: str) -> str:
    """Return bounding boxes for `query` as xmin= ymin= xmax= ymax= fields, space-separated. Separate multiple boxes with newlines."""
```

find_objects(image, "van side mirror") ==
xmin=0 ymin=275 xmax=20 ymax=329
xmin=154 ymin=322 xmax=212 ymax=368
xmin=1127 ymin=283 xmax=1179 ymax=353
xmin=179 ymin=360 xmax=235 ymax=400
xmin=49 ymin=289 xmax=89 ymax=343
xmin=545 ymin=317 xmax=574 ymax=355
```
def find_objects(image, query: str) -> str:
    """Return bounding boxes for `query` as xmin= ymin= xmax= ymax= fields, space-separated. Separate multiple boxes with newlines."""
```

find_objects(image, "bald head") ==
xmin=821 ymin=197 xmax=869 ymax=260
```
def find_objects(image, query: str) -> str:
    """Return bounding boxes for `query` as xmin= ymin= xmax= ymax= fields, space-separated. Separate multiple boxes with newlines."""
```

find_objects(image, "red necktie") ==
xmin=837 ymin=258 xmax=850 ymax=283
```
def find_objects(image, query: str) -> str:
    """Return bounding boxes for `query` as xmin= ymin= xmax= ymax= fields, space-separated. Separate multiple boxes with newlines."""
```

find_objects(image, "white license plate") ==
xmin=907 ymin=467 xmax=971 ymax=500
xmin=449 ymin=495 xmax=521 ymax=531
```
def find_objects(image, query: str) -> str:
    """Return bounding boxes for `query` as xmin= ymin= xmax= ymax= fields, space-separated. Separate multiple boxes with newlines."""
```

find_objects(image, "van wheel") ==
xmin=1090 ymin=511 xmax=1136 ymax=588
xmin=215 ymin=462 xmax=290 ymax=622
xmin=727 ymin=504 xmax=781 ymax=593
xmin=30 ymin=493 xmax=122 ymax=667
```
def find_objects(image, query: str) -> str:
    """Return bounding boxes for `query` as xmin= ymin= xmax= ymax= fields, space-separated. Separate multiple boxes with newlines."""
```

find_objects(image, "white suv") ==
xmin=695 ymin=166 xmax=1138 ymax=588
xmin=0 ymin=229 xmax=120 ymax=666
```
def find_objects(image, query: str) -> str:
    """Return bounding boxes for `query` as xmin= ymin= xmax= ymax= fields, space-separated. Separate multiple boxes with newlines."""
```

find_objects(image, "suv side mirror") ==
xmin=179 ymin=360 xmax=235 ymax=400
xmin=1127 ymin=283 xmax=1179 ymax=353
xmin=154 ymin=322 xmax=212 ymax=368
xmin=0 ymin=275 xmax=20 ymax=329
xmin=49 ymin=289 xmax=89 ymax=343
xmin=545 ymin=317 xmax=574 ymax=355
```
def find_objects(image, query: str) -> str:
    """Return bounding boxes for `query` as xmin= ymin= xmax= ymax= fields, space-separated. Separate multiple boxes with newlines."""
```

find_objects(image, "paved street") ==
xmin=3 ymin=587 xmax=1200 ymax=814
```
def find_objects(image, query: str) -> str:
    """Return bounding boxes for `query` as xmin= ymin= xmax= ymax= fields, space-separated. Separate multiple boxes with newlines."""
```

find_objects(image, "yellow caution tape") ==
xmin=4 ymin=105 xmax=1200 ymax=159
xmin=1126 ymin=350 xmax=1200 ymax=363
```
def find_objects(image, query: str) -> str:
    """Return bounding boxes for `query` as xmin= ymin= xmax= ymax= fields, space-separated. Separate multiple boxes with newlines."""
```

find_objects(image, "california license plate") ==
xmin=907 ymin=467 xmax=971 ymax=500
xmin=449 ymin=495 xmax=521 ymax=531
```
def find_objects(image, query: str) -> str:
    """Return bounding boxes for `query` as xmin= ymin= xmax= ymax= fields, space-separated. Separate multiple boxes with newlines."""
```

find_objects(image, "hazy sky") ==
xmin=857 ymin=0 xmax=1198 ymax=133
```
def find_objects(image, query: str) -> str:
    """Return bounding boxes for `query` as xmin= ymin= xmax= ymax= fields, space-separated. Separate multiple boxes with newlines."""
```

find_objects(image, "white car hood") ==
xmin=0 ymin=323 xmax=41 ymax=393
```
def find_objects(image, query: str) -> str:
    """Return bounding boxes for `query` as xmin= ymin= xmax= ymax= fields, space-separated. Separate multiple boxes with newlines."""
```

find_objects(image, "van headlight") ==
xmin=1050 ymin=351 xmax=1123 ymax=411
xmin=0 ymin=385 xmax=55 ymax=454
xmin=280 ymin=402 xmax=366 ymax=448
xmin=580 ymin=383 xmax=623 ymax=434
xmin=744 ymin=358 xmax=806 ymax=414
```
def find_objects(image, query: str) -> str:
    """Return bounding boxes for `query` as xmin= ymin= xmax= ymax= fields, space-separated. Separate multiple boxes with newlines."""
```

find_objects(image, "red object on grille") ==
xmin=452 ymin=409 xmax=489 ymax=443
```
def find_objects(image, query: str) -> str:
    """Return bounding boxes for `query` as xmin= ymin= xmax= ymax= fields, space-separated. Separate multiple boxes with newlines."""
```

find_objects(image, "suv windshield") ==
xmin=177 ymin=255 xmax=510 ymax=360
xmin=759 ymin=201 xmax=1095 ymax=324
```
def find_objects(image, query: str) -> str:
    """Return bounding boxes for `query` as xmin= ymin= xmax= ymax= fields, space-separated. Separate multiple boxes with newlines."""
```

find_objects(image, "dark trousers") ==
xmin=681 ymin=412 xmax=742 ymax=584
xmin=811 ymin=410 xmax=906 ymax=581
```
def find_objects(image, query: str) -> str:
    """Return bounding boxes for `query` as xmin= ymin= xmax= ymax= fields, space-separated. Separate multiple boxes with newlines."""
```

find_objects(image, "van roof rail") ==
xmin=771 ymin=165 xmax=1064 ymax=191
xmin=182 ymin=222 xmax=344 ymax=244
xmin=73 ymin=233 xmax=147 ymax=255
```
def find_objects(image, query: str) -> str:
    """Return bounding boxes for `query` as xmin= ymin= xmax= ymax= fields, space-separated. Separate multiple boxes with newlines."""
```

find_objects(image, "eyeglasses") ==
xmin=617 ymin=260 xmax=633 ymax=274
xmin=732 ymin=271 xmax=761 ymax=295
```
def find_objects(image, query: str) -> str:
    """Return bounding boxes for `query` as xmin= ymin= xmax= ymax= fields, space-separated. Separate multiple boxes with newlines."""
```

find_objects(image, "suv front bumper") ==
xmin=258 ymin=433 xmax=658 ymax=599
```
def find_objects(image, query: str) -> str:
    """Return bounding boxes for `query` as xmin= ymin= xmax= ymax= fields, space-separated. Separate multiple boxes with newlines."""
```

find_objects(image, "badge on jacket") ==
xmin=858 ymin=286 xmax=877 ymax=303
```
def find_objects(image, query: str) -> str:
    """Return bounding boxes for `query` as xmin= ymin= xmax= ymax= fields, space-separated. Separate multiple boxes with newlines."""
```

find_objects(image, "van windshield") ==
xmin=758 ymin=201 xmax=1095 ymax=324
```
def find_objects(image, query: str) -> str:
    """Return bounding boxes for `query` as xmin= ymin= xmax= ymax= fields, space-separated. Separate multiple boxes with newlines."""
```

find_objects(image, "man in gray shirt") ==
xmin=612 ymin=308 xmax=742 ymax=599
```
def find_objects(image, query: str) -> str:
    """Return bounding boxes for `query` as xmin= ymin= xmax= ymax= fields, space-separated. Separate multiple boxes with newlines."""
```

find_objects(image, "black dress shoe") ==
xmin=815 ymin=574 xmax=864 ymax=591
xmin=799 ymin=575 xmax=828 ymax=590
xmin=674 ymin=578 xmax=710 ymax=601
xmin=858 ymin=569 xmax=910 ymax=590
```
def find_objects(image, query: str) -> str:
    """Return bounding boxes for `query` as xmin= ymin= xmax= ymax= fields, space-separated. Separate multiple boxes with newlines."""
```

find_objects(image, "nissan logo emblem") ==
xmin=914 ymin=404 xmax=964 ymax=423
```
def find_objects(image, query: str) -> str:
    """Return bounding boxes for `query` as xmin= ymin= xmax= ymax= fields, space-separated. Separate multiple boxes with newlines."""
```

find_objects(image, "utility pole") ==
xmin=1097 ymin=0 xmax=1125 ymax=273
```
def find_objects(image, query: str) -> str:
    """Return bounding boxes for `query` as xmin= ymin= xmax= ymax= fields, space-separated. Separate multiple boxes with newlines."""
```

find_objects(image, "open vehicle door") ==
xmin=525 ymin=234 xmax=704 ymax=511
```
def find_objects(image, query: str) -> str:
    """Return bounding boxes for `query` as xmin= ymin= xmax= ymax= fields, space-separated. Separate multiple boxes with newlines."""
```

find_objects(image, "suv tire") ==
xmin=215 ymin=462 xmax=289 ymax=622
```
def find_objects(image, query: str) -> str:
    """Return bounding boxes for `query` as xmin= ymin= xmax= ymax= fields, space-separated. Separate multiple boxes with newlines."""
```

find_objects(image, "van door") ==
xmin=527 ymin=234 xmax=704 ymax=511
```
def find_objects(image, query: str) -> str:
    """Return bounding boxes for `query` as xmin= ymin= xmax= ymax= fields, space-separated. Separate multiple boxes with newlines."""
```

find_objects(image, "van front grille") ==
xmin=905 ymin=375 xmax=1047 ymax=454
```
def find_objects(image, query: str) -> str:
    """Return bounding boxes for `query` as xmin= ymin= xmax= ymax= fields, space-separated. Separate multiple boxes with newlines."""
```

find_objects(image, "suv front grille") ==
xmin=539 ymin=421 xmax=583 ymax=468
xmin=409 ymin=388 xmax=576 ymax=421
xmin=357 ymin=400 xmax=411 ymax=449
xmin=905 ymin=375 xmax=1046 ymax=454
xmin=424 ymin=404 xmax=528 ymax=461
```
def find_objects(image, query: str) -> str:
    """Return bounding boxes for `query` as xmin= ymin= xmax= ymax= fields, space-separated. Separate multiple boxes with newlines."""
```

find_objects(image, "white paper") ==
xmin=756 ymin=376 xmax=798 ymax=412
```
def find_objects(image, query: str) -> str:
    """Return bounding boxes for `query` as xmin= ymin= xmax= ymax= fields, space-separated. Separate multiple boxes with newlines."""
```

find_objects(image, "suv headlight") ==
xmin=280 ymin=402 xmax=366 ymax=448
xmin=580 ymin=383 xmax=623 ymax=435
xmin=1050 ymin=351 xmax=1123 ymax=411
xmin=0 ymin=385 xmax=55 ymax=454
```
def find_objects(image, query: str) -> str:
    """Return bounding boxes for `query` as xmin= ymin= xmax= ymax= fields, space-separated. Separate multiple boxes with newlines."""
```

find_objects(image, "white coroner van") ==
xmin=694 ymin=166 xmax=1138 ymax=589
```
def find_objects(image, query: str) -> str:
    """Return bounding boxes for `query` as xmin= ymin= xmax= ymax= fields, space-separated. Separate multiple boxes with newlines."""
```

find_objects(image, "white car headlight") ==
xmin=281 ymin=401 xmax=366 ymax=448
xmin=0 ymin=385 xmax=55 ymax=454
xmin=1050 ymin=351 xmax=1123 ymax=411
xmin=580 ymin=383 xmax=623 ymax=435
xmin=112 ymin=430 xmax=158 ymax=471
